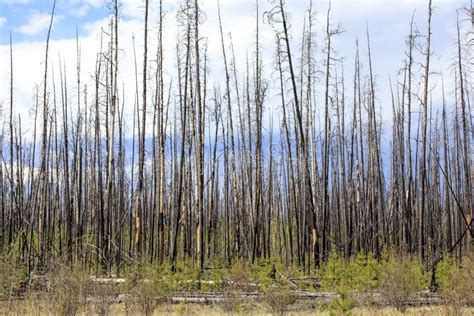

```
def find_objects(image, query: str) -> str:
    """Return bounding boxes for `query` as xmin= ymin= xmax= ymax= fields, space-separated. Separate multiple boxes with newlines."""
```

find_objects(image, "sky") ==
xmin=0 ymin=0 xmax=471 ymax=144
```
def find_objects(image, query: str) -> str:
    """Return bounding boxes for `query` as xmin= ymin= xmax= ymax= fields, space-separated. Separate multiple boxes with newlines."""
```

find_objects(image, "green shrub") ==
xmin=319 ymin=252 xmax=385 ymax=292
xmin=329 ymin=286 xmax=357 ymax=316
xmin=380 ymin=256 xmax=427 ymax=311
xmin=437 ymin=255 xmax=474 ymax=312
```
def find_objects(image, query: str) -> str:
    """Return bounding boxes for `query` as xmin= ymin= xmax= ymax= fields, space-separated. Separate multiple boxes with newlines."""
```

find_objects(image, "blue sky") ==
xmin=0 ymin=0 xmax=470 ymax=144
xmin=0 ymin=0 xmax=108 ymax=43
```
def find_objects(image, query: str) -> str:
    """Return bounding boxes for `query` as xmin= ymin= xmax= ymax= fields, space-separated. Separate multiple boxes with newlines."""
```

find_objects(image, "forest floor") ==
xmin=1 ymin=297 xmax=474 ymax=315
xmin=1 ymin=286 xmax=473 ymax=315
xmin=0 ymin=254 xmax=472 ymax=315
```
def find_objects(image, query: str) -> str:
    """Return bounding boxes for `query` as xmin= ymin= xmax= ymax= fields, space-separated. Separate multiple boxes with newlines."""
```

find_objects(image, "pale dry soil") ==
xmin=1 ymin=300 xmax=474 ymax=315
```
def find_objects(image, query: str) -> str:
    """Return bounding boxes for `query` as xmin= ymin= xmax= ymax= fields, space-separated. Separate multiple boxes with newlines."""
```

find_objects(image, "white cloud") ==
xmin=69 ymin=0 xmax=104 ymax=17
xmin=121 ymin=0 xmax=146 ymax=19
xmin=0 ymin=17 xmax=6 ymax=29
xmin=16 ymin=11 xmax=62 ymax=36
xmin=85 ymin=0 xmax=103 ymax=8
xmin=70 ymin=4 xmax=91 ymax=17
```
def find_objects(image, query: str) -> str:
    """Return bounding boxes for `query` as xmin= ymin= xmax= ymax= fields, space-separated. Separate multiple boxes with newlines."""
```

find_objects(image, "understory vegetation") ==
xmin=0 ymin=252 xmax=473 ymax=315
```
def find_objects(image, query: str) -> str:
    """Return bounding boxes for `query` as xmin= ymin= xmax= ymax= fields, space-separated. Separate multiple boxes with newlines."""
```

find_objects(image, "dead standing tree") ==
xmin=0 ymin=0 xmax=472 ymax=278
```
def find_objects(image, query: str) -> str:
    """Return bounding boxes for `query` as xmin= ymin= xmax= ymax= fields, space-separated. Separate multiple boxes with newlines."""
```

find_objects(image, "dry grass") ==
xmin=124 ymin=266 xmax=168 ymax=316
xmin=0 ymin=253 xmax=22 ymax=314
xmin=219 ymin=263 xmax=255 ymax=313
xmin=263 ymin=286 xmax=297 ymax=315
xmin=3 ymin=302 xmax=473 ymax=315
xmin=41 ymin=261 xmax=89 ymax=315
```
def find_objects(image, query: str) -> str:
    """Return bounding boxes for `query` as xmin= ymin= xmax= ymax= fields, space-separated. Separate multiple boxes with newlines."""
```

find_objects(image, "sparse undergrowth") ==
xmin=380 ymin=256 xmax=427 ymax=312
xmin=0 ymin=252 xmax=472 ymax=315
